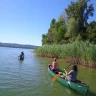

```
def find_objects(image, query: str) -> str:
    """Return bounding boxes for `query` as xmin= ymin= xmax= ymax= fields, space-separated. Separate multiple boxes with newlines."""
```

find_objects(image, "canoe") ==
xmin=48 ymin=65 xmax=89 ymax=95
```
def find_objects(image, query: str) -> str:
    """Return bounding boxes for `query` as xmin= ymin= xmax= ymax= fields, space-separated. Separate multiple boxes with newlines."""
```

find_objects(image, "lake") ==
xmin=0 ymin=47 xmax=96 ymax=96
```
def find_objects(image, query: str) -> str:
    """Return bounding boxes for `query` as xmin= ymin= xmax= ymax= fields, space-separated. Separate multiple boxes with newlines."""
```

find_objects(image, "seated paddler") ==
xmin=49 ymin=58 xmax=59 ymax=73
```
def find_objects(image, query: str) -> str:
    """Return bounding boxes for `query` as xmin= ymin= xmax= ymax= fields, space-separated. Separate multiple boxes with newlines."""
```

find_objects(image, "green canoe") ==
xmin=48 ymin=65 xmax=89 ymax=95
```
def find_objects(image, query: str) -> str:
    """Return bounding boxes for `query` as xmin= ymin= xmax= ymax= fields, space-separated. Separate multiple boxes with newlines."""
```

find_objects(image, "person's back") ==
xmin=51 ymin=58 xmax=58 ymax=71
xmin=20 ymin=52 xmax=24 ymax=57
xmin=22 ymin=52 xmax=24 ymax=56
xmin=52 ymin=61 xmax=58 ymax=70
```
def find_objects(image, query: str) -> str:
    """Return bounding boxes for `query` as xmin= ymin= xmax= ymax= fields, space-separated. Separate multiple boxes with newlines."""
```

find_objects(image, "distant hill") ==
xmin=0 ymin=42 xmax=40 ymax=49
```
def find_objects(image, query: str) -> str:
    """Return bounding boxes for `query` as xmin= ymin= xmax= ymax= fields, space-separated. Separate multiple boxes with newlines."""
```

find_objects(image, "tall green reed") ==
xmin=34 ymin=41 xmax=96 ymax=66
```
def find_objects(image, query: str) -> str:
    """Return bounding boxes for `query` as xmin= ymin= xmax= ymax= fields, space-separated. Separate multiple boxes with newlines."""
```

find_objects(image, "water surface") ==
xmin=0 ymin=47 xmax=96 ymax=96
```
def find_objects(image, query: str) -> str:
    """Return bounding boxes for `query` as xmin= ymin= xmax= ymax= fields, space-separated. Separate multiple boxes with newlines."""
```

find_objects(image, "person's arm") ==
xmin=51 ymin=62 xmax=53 ymax=66
xmin=52 ymin=62 xmax=55 ymax=69
xmin=67 ymin=70 xmax=73 ymax=75
xmin=63 ymin=69 xmax=68 ymax=76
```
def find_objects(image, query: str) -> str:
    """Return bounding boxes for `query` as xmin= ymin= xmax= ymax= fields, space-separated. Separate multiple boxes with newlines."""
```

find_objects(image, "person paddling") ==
xmin=49 ymin=58 xmax=59 ymax=73
xmin=18 ymin=51 xmax=24 ymax=60
xmin=65 ymin=64 xmax=78 ymax=82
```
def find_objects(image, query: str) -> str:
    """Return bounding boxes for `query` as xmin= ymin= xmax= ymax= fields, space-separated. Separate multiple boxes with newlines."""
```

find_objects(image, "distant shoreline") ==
xmin=0 ymin=42 xmax=39 ymax=49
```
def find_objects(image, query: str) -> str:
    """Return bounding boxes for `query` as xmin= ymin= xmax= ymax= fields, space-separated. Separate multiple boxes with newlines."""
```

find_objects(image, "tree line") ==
xmin=42 ymin=0 xmax=96 ymax=45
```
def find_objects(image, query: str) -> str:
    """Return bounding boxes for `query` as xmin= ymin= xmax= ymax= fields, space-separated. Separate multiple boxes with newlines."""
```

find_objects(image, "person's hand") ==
xmin=63 ymin=69 xmax=68 ymax=76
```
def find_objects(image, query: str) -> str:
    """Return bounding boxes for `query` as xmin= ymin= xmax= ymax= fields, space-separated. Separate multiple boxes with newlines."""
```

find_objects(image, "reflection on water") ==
xmin=50 ymin=82 xmax=54 ymax=87
xmin=18 ymin=59 xmax=24 ymax=64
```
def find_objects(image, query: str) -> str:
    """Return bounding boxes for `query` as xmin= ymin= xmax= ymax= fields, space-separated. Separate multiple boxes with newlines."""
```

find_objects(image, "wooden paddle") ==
xmin=52 ymin=63 xmax=72 ymax=82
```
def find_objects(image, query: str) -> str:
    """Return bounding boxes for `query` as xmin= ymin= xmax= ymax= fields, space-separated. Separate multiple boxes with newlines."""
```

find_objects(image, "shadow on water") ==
xmin=64 ymin=88 xmax=96 ymax=96
xmin=86 ymin=90 xmax=96 ymax=96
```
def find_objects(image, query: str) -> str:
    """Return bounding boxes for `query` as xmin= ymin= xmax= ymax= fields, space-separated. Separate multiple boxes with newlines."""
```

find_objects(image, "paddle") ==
xmin=52 ymin=63 xmax=72 ymax=82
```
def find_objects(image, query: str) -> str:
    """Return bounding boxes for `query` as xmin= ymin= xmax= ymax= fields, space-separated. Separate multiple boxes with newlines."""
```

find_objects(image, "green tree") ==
xmin=65 ymin=0 xmax=94 ymax=42
xmin=42 ymin=34 xmax=47 ymax=45
xmin=42 ymin=0 xmax=95 ymax=45
xmin=56 ymin=24 xmax=66 ymax=43
xmin=86 ymin=21 xmax=96 ymax=43
xmin=50 ymin=18 xmax=56 ymax=27
xmin=42 ymin=15 xmax=66 ymax=45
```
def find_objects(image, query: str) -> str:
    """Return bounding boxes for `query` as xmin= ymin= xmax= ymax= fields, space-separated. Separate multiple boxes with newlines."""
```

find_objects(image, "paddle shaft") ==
xmin=64 ymin=63 xmax=72 ymax=70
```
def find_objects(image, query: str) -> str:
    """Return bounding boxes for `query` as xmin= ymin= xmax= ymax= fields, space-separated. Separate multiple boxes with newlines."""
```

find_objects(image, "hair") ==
xmin=72 ymin=65 xmax=77 ymax=71
xmin=54 ymin=58 xmax=57 ymax=62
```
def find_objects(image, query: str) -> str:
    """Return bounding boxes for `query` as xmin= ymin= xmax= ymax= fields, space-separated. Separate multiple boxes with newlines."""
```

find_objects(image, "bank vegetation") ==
xmin=35 ymin=0 xmax=96 ymax=68
xmin=35 ymin=41 xmax=96 ymax=68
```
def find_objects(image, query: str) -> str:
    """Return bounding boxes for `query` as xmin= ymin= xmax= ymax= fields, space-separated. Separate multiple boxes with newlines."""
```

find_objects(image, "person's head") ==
xmin=72 ymin=65 xmax=77 ymax=71
xmin=21 ymin=51 xmax=23 ymax=54
xmin=54 ymin=58 xmax=57 ymax=62
xmin=21 ymin=51 xmax=24 ymax=53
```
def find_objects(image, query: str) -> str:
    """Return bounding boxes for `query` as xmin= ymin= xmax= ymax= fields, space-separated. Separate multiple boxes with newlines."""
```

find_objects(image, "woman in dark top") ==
xmin=66 ymin=65 xmax=78 ymax=82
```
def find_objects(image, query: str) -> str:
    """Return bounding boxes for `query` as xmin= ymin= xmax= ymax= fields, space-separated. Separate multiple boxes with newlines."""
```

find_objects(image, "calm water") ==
xmin=0 ymin=47 xmax=96 ymax=96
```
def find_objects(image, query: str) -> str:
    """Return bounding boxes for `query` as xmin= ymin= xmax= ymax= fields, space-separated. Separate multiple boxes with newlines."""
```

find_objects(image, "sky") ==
xmin=0 ymin=0 xmax=96 ymax=46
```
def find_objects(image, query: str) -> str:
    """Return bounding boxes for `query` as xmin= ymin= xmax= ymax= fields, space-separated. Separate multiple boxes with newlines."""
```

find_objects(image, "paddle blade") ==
xmin=52 ymin=74 xmax=60 ymax=82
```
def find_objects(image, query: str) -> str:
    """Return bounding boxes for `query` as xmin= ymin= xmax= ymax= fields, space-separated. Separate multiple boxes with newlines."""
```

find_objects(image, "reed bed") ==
xmin=34 ymin=41 xmax=96 ymax=68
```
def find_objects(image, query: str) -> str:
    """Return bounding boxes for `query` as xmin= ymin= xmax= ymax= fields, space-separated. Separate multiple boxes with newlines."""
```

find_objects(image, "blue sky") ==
xmin=0 ymin=0 xmax=96 ymax=46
